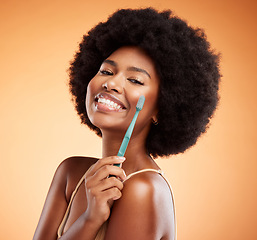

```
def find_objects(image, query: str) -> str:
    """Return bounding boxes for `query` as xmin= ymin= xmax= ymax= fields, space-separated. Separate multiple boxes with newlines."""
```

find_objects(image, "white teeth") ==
xmin=98 ymin=97 xmax=122 ymax=110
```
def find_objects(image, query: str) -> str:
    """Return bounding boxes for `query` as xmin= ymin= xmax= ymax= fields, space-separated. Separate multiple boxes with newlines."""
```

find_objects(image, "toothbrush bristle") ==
xmin=136 ymin=95 xmax=145 ymax=111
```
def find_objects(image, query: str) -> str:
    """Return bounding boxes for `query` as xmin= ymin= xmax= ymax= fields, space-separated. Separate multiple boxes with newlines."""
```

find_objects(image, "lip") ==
xmin=94 ymin=92 xmax=128 ymax=111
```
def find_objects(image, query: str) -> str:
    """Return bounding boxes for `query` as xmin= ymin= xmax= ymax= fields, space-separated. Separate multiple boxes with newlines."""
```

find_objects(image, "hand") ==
xmin=83 ymin=156 xmax=126 ymax=226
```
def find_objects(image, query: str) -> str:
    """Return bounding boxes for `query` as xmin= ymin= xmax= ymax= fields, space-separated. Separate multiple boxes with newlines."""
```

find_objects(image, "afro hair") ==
xmin=68 ymin=8 xmax=221 ymax=157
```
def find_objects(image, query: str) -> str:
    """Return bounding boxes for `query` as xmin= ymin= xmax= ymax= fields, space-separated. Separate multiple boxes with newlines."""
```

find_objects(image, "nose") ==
xmin=102 ymin=75 xmax=123 ymax=93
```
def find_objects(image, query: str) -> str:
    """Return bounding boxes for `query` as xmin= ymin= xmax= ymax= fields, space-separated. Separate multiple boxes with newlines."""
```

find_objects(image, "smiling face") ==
xmin=86 ymin=46 xmax=160 ymax=137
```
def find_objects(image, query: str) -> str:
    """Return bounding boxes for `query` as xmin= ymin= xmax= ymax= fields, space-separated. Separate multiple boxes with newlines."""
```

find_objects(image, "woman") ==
xmin=33 ymin=8 xmax=220 ymax=240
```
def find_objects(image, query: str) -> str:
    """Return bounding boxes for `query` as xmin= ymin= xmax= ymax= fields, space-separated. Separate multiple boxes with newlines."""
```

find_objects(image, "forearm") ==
xmin=59 ymin=212 xmax=103 ymax=240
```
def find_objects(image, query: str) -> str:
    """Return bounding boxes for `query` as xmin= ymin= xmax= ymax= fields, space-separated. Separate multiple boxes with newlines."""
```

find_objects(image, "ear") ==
xmin=152 ymin=115 xmax=158 ymax=125
xmin=152 ymin=115 xmax=158 ymax=122
xmin=151 ymin=105 xmax=159 ymax=124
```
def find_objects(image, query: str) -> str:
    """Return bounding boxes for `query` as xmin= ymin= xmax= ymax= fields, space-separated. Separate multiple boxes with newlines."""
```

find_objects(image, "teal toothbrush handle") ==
xmin=113 ymin=110 xmax=140 ymax=167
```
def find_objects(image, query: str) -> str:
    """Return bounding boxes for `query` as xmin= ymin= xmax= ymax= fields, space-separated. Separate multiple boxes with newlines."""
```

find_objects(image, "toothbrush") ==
xmin=114 ymin=95 xmax=145 ymax=167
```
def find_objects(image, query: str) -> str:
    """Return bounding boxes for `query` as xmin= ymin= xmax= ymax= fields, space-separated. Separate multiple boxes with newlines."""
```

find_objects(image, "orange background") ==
xmin=1 ymin=0 xmax=256 ymax=239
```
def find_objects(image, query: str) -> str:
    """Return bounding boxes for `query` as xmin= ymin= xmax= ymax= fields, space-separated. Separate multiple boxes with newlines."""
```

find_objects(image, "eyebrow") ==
xmin=127 ymin=66 xmax=151 ymax=79
xmin=103 ymin=59 xmax=117 ymax=67
xmin=103 ymin=59 xmax=151 ymax=79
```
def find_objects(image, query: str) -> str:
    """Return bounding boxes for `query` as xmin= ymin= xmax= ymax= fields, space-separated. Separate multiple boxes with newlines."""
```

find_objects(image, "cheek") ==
xmin=87 ymin=77 xmax=97 ymax=94
xmin=86 ymin=77 xmax=100 ymax=100
xmin=130 ymin=86 xmax=159 ymax=122
xmin=85 ymin=78 xmax=98 ymax=112
xmin=144 ymin=87 xmax=159 ymax=111
xmin=86 ymin=82 xmax=92 ymax=106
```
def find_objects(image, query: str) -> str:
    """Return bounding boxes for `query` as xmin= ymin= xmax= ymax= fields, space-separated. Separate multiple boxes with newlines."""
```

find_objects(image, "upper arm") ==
xmin=33 ymin=158 xmax=71 ymax=240
xmin=105 ymin=173 xmax=172 ymax=240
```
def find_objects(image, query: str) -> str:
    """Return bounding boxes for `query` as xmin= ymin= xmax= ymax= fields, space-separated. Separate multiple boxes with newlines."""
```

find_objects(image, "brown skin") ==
xmin=33 ymin=46 xmax=175 ymax=240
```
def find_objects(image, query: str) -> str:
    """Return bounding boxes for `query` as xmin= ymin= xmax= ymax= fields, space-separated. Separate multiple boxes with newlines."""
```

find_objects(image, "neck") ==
xmin=101 ymin=127 xmax=158 ymax=175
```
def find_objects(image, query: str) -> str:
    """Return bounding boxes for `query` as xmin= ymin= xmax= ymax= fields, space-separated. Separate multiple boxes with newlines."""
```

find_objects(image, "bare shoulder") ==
xmin=122 ymin=171 xmax=175 ymax=222
xmin=123 ymin=170 xmax=171 ymax=199
xmin=105 ymin=171 xmax=175 ymax=240
xmin=33 ymin=156 xmax=99 ymax=240
xmin=57 ymin=156 xmax=98 ymax=200
xmin=58 ymin=156 xmax=98 ymax=176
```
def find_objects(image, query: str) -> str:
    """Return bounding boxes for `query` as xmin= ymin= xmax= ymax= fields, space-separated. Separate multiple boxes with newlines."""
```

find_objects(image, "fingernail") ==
xmin=117 ymin=156 xmax=126 ymax=161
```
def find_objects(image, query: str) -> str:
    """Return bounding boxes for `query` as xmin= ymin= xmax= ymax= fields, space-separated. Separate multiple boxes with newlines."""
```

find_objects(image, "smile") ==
xmin=98 ymin=97 xmax=123 ymax=110
xmin=95 ymin=93 xmax=127 ymax=111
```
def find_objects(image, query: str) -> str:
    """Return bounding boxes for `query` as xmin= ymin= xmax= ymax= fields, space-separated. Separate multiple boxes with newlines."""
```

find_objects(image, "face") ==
xmin=86 ymin=46 xmax=160 ymax=136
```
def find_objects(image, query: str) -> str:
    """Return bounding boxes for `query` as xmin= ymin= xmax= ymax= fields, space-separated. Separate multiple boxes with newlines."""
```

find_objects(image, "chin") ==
xmin=88 ymin=113 xmax=128 ymax=134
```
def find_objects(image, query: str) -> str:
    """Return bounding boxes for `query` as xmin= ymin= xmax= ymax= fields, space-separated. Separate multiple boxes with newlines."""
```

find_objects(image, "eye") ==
xmin=99 ymin=69 xmax=113 ymax=75
xmin=127 ymin=78 xmax=144 ymax=85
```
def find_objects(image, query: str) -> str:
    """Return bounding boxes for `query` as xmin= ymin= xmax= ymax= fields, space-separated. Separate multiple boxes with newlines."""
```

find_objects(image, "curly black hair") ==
xmin=68 ymin=8 xmax=220 ymax=157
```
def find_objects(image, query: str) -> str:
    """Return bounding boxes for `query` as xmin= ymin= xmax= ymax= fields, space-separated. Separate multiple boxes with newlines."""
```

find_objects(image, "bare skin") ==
xmin=33 ymin=46 xmax=175 ymax=240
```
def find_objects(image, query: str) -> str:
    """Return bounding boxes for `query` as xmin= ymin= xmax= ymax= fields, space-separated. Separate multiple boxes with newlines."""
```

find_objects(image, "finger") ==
xmin=99 ymin=177 xmax=124 ymax=192
xmin=87 ymin=178 xmax=123 ymax=203
xmin=89 ymin=185 xmax=122 ymax=207
xmin=85 ymin=166 xmax=126 ymax=190
xmin=86 ymin=156 xmax=126 ymax=177
xmin=101 ymin=187 xmax=123 ymax=202
xmin=94 ymin=165 xmax=127 ymax=182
